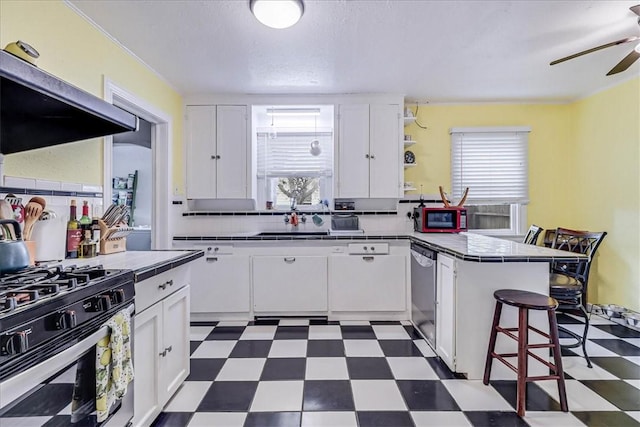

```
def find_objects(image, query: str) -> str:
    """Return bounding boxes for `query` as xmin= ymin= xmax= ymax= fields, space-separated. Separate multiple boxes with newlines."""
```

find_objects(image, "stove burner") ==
xmin=0 ymin=265 xmax=109 ymax=316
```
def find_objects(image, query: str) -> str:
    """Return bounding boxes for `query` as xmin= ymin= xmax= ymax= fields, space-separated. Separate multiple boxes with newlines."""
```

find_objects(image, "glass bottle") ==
xmin=79 ymin=200 xmax=92 ymax=229
xmin=78 ymin=229 xmax=96 ymax=258
xmin=66 ymin=200 xmax=81 ymax=259
xmin=91 ymin=218 xmax=101 ymax=255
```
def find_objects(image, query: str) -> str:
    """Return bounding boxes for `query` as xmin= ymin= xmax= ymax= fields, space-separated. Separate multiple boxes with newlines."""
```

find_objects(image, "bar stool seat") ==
xmin=483 ymin=289 xmax=568 ymax=417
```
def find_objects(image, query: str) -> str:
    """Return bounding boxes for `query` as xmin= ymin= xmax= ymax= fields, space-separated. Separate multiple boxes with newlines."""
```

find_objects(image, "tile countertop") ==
xmin=54 ymin=250 xmax=204 ymax=282
xmin=173 ymin=232 xmax=585 ymax=264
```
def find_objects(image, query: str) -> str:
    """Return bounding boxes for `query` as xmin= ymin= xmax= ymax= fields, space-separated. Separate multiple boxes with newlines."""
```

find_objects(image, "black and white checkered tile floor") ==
xmin=151 ymin=314 xmax=640 ymax=427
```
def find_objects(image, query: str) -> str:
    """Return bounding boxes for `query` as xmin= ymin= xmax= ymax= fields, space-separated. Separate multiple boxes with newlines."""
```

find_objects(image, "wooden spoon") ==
xmin=29 ymin=196 xmax=47 ymax=211
xmin=23 ymin=201 xmax=43 ymax=241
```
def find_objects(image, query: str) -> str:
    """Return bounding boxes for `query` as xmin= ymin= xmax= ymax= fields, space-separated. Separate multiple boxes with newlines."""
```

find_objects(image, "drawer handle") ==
xmin=362 ymin=256 xmax=375 ymax=261
xmin=159 ymin=349 xmax=167 ymax=357
xmin=206 ymin=257 xmax=219 ymax=263
xmin=165 ymin=345 xmax=173 ymax=353
xmin=284 ymin=257 xmax=296 ymax=263
xmin=158 ymin=280 xmax=173 ymax=290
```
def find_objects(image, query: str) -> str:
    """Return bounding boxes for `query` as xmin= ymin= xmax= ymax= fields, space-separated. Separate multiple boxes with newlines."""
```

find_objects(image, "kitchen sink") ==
xmin=255 ymin=231 xmax=329 ymax=237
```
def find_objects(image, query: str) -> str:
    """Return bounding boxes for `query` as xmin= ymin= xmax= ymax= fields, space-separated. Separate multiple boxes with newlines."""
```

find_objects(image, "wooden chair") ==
xmin=522 ymin=225 xmax=543 ymax=245
xmin=549 ymin=227 xmax=607 ymax=368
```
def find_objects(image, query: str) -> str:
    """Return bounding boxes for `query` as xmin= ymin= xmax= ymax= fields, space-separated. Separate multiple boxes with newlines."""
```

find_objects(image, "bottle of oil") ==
xmin=66 ymin=200 xmax=82 ymax=259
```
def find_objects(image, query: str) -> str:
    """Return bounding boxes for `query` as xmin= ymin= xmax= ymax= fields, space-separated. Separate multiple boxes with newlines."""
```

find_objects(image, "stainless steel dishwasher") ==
xmin=410 ymin=242 xmax=437 ymax=348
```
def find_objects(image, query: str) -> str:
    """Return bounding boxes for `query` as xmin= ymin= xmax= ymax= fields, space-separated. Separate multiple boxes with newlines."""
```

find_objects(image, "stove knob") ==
xmin=98 ymin=295 xmax=112 ymax=311
xmin=0 ymin=331 xmax=30 ymax=355
xmin=55 ymin=310 xmax=77 ymax=330
xmin=110 ymin=289 xmax=126 ymax=304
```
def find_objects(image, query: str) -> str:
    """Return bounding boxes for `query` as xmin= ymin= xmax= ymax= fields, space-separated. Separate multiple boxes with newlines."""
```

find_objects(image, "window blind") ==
xmin=450 ymin=128 xmax=530 ymax=204
xmin=257 ymin=133 xmax=333 ymax=177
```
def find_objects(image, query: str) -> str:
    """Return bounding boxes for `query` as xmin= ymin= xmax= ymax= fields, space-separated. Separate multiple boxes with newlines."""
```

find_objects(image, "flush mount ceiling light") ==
xmin=250 ymin=0 xmax=304 ymax=29
xmin=266 ymin=107 xmax=320 ymax=116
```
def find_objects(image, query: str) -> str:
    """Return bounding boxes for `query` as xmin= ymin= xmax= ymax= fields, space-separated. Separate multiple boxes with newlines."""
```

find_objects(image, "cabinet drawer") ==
xmin=347 ymin=243 xmax=389 ymax=255
xmin=135 ymin=265 xmax=190 ymax=313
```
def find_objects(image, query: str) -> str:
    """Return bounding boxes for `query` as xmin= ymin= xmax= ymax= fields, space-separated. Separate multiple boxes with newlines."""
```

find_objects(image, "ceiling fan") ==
xmin=550 ymin=4 xmax=640 ymax=76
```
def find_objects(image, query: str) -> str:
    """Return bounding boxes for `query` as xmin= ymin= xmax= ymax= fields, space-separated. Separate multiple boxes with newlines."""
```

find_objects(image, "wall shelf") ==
xmin=404 ymin=163 xmax=417 ymax=168
xmin=404 ymin=140 xmax=416 ymax=147
xmin=403 ymin=186 xmax=416 ymax=192
xmin=404 ymin=116 xmax=416 ymax=126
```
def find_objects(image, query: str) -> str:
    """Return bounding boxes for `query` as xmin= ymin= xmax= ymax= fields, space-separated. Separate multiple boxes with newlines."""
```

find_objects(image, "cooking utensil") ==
xmin=29 ymin=196 xmax=47 ymax=211
xmin=0 ymin=200 xmax=16 ymax=239
xmin=23 ymin=201 xmax=44 ymax=241
xmin=0 ymin=219 xmax=30 ymax=273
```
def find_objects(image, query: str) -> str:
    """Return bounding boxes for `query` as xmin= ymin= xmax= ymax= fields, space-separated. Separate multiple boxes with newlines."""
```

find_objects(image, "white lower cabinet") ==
xmin=329 ymin=254 xmax=406 ymax=311
xmin=253 ymin=255 xmax=328 ymax=312
xmin=133 ymin=271 xmax=191 ymax=427
xmin=190 ymin=252 xmax=250 ymax=313
xmin=435 ymin=253 xmax=456 ymax=371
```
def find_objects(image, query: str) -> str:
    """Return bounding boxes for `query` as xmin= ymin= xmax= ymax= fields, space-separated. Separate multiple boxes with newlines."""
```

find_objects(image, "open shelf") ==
xmin=404 ymin=116 xmax=416 ymax=126
xmin=403 ymin=186 xmax=416 ymax=192
xmin=404 ymin=140 xmax=416 ymax=146
xmin=404 ymin=163 xmax=417 ymax=168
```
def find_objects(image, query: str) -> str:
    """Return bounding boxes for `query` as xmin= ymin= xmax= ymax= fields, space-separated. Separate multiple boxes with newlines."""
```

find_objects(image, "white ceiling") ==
xmin=68 ymin=0 xmax=640 ymax=103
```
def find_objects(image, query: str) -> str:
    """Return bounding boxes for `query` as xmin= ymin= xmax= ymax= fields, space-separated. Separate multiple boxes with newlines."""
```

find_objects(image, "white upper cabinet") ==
xmin=186 ymin=105 xmax=248 ymax=199
xmin=337 ymin=103 xmax=402 ymax=198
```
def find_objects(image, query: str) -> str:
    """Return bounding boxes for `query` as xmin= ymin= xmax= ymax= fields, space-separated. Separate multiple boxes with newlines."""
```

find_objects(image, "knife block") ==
xmin=98 ymin=219 xmax=132 ymax=255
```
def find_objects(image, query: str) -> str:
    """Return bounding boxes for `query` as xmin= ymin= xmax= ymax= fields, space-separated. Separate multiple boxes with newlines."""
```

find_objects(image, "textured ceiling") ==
xmin=68 ymin=0 xmax=640 ymax=103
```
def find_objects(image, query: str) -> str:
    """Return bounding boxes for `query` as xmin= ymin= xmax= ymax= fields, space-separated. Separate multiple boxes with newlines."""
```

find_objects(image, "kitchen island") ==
xmin=174 ymin=232 xmax=581 ymax=380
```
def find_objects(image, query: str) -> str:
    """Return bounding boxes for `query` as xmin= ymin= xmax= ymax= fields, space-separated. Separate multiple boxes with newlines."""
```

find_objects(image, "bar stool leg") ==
xmin=578 ymin=304 xmax=592 ymax=368
xmin=516 ymin=306 xmax=529 ymax=417
xmin=483 ymin=301 xmax=503 ymax=385
xmin=548 ymin=310 xmax=568 ymax=412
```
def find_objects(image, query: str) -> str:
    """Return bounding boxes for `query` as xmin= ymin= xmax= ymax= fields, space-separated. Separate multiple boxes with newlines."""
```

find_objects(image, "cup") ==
xmin=266 ymin=201 xmax=273 ymax=210
xmin=404 ymin=134 xmax=411 ymax=141
xmin=312 ymin=214 xmax=324 ymax=226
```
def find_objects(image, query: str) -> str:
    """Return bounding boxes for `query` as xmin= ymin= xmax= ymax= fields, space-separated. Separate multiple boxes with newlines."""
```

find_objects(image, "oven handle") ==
xmin=0 ymin=303 xmax=134 ymax=409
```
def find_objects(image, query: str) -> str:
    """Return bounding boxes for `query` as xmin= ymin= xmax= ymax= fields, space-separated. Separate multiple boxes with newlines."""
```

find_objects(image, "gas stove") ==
xmin=0 ymin=264 xmax=134 ymax=380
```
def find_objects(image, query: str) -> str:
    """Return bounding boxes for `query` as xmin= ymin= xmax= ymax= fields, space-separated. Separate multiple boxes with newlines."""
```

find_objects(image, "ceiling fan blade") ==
xmin=606 ymin=49 xmax=640 ymax=75
xmin=631 ymin=4 xmax=640 ymax=16
xmin=550 ymin=36 xmax=640 ymax=66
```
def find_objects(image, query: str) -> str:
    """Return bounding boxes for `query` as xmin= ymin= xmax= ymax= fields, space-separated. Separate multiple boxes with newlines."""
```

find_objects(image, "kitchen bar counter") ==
xmin=54 ymin=250 xmax=204 ymax=282
xmin=173 ymin=231 xmax=584 ymax=263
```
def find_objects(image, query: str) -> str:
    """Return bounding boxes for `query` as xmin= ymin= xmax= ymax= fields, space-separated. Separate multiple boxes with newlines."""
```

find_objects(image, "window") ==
xmin=254 ymin=105 xmax=334 ymax=210
xmin=450 ymin=127 xmax=531 ymax=235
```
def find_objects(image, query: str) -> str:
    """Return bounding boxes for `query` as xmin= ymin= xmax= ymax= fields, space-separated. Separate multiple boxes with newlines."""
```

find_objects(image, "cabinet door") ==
xmin=369 ymin=104 xmax=401 ymax=198
xmin=191 ymin=254 xmax=250 ymax=313
xmin=186 ymin=105 xmax=216 ymax=199
xmin=330 ymin=255 xmax=406 ymax=311
xmin=337 ymin=104 xmax=370 ymax=198
xmin=216 ymin=105 xmax=248 ymax=198
xmin=253 ymin=256 xmax=328 ymax=312
xmin=132 ymin=303 xmax=163 ymax=427
xmin=436 ymin=254 xmax=456 ymax=370
xmin=160 ymin=285 xmax=190 ymax=404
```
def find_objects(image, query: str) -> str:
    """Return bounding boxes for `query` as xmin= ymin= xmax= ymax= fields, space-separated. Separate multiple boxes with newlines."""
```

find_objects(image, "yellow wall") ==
xmin=568 ymin=78 xmax=639 ymax=310
xmin=405 ymin=77 xmax=640 ymax=310
xmin=0 ymin=0 xmax=184 ymax=190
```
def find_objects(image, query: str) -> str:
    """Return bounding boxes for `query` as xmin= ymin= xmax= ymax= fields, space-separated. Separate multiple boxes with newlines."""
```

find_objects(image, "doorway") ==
xmin=112 ymin=118 xmax=152 ymax=250
xmin=103 ymin=79 xmax=172 ymax=249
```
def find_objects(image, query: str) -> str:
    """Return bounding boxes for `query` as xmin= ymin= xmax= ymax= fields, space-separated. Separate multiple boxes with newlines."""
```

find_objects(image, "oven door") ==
xmin=0 ymin=304 xmax=134 ymax=427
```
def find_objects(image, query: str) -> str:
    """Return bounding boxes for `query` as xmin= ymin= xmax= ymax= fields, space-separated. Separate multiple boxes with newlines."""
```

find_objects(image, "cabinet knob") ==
xmin=216 ymin=155 xmax=221 ymax=159
xmin=284 ymin=257 xmax=296 ymax=263
xmin=210 ymin=155 xmax=215 ymax=160
xmin=365 ymin=154 xmax=370 ymax=159
xmin=370 ymin=154 xmax=376 ymax=159
xmin=362 ymin=256 xmax=374 ymax=261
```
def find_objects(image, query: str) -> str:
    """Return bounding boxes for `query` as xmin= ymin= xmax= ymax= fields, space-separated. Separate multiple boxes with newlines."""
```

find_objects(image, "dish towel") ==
xmin=96 ymin=309 xmax=134 ymax=422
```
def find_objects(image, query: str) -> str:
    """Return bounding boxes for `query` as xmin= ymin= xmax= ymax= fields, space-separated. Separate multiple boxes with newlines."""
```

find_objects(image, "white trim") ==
xmin=449 ymin=126 xmax=531 ymax=134
xmin=64 ymin=1 xmax=179 ymax=93
xmin=103 ymin=78 xmax=173 ymax=250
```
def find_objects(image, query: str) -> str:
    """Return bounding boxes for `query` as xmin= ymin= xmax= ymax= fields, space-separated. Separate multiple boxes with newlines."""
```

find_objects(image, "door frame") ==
xmin=103 ymin=79 xmax=172 ymax=249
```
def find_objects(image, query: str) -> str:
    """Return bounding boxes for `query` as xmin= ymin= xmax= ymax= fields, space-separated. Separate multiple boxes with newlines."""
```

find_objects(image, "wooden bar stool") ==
xmin=483 ymin=289 xmax=568 ymax=417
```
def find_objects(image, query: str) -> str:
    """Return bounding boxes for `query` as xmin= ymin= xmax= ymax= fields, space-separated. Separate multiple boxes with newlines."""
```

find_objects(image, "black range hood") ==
xmin=0 ymin=50 xmax=138 ymax=155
